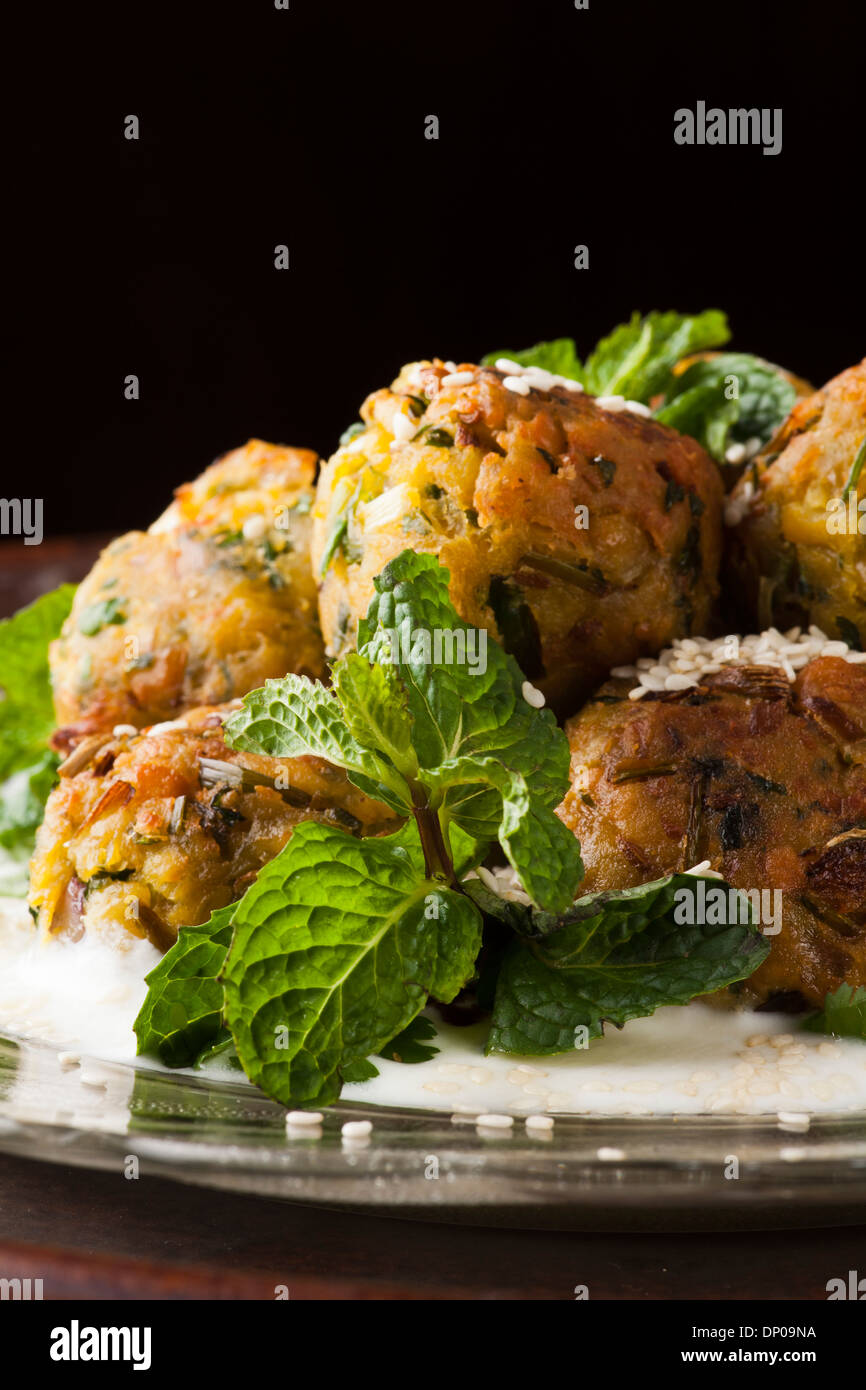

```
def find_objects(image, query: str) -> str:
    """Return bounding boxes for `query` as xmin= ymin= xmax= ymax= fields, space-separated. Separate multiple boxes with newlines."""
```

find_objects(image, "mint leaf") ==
xmin=355 ymin=552 xmax=580 ymax=909
xmin=134 ymin=903 xmax=236 ymax=1067
xmin=0 ymin=584 xmax=77 ymax=895
xmin=802 ymin=983 xmax=866 ymax=1040
xmin=359 ymin=552 xmax=570 ymax=802
xmin=421 ymin=756 xmax=583 ymax=912
xmin=487 ymin=873 xmax=770 ymax=1055
xmin=583 ymin=309 xmax=730 ymax=401
xmin=221 ymin=820 xmax=482 ymax=1108
xmin=331 ymin=653 xmax=418 ymax=783
xmin=223 ymin=672 xmax=412 ymax=814
xmin=481 ymin=338 xmax=583 ymax=381
xmin=378 ymin=1014 xmax=440 ymax=1064
xmin=656 ymin=352 xmax=796 ymax=463
xmin=0 ymin=584 xmax=76 ymax=781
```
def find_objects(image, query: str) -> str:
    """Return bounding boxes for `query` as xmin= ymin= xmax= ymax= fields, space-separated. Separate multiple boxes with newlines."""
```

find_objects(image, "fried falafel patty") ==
xmin=557 ymin=655 xmax=866 ymax=1009
xmin=28 ymin=705 xmax=395 ymax=950
xmin=50 ymin=440 xmax=326 ymax=742
xmin=312 ymin=360 xmax=724 ymax=713
xmin=726 ymin=360 xmax=866 ymax=647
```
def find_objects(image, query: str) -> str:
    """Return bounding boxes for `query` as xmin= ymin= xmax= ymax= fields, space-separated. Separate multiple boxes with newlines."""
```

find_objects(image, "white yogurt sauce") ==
xmin=1 ymin=897 xmax=865 ymax=1118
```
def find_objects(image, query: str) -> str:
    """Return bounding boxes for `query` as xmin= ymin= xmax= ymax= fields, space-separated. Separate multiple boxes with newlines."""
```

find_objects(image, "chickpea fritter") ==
xmin=50 ymin=440 xmax=326 ymax=742
xmin=727 ymin=361 xmax=866 ymax=647
xmin=557 ymin=656 xmax=866 ymax=1009
xmin=29 ymin=705 xmax=395 ymax=950
xmin=312 ymin=360 xmax=724 ymax=714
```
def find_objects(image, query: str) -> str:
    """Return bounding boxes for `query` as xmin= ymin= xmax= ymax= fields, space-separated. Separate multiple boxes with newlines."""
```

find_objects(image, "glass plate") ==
xmin=2 ymin=1030 xmax=865 ymax=1231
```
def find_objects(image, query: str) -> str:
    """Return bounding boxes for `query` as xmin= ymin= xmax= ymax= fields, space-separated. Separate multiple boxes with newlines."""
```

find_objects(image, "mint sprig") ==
xmin=132 ymin=553 xmax=773 ymax=1106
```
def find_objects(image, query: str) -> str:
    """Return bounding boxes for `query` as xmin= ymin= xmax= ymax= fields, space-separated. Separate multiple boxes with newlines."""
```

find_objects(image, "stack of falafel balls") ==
xmin=31 ymin=359 xmax=866 ymax=1015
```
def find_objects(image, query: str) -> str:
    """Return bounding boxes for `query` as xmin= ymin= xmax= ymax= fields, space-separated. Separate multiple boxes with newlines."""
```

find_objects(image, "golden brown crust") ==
xmin=50 ymin=441 xmax=325 ymax=739
xmin=727 ymin=360 xmax=866 ymax=645
xmin=557 ymin=656 xmax=866 ymax=1008
xmin=312 ymin=361 xmax=724 ymax=714
xmin=29 ymin=705 xmax=396 ymax=950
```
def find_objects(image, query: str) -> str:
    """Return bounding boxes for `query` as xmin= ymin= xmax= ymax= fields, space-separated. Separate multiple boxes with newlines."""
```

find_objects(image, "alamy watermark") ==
xmin=0 ymin=497 xmax=43 ymax=545
xmin=675 ymin=880 xmax=783 ymax=935
xmin=674 ymin=103 xmax=782 ymax=157
xmin=377 ymin=618 xmax=488 ymax=676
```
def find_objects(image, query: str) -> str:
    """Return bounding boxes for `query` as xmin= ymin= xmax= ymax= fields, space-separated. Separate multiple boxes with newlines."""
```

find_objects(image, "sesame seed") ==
xmin=79 ymin=1067 xmax=108 ymax=1088
xmin=521 ymin=679 xmax=546 ymax=708
xmin=286 ymin=1110 xmax=323 ymax=1127
xmin=441 ymin=370 xmax=474 ymax=387
xmin=476 ymin=1113 xmax=514 ymax=1129
xmin=443 ymin=360 xmax=458 ymax=373
xmin=619 ymin=624 xmax=862 ymax=701
xmin=146 ymin=718 xmax=189 ymax=735
xmin=242 ymin=514 xmax=267 ymax=541
xmin=502 ymin=375 xmax=531 ymax=396
xmin=777 ymin=1111 xmax=810 ymax=1132
xmin=341 ymin=1119 xmax=372 ymax=1138
xmin=594 ymin=394 xmax=626 ymax=411
xmin=597 ymin=1146 xmax=625 ymax=1161
xmin=57 ymin=1051 xmax=80 ymax=1067
xmin=724 ymin=442 xmax=747 ymax=464
xmin=526 ymin=1114 xmax=554 ymax=1132
xmin=494 ymin=357 xmax=525 ymax=373
xmin=112 ymin=724 xmax=138 ymax=738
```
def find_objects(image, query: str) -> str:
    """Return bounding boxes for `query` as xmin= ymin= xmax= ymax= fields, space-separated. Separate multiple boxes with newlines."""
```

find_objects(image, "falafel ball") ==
xmin=726 ymin=360 xmax=866 ymax=648
xmin=50 ymin=440 xmax=326 ymax=743
xmin=28 ymin=705 xmax=396 ymax=950
xmin=557 ymin=655 xmax=866 ymax=1010
xmin=312 ymin=360 xmax=724 ymax=713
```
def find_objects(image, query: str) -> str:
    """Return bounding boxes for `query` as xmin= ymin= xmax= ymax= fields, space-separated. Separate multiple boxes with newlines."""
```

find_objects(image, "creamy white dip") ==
xmin=1 ymin=896 xmax=864 ymax=1119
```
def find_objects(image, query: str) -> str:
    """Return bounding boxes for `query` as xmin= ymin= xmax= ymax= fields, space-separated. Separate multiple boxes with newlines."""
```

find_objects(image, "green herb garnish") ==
xmin=0 ymin=585 xmax=76 ymax=895
xmin=132 ymin=553 xmax=771 ymax=1107
xmin=802 ymin=984 xmax=866 ymax=1040
xmin=77 ymin=596 xmax=127 ymax=636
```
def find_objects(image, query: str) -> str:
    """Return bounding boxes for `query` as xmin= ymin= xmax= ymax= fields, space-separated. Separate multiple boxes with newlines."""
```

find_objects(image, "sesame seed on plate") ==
xmin=476 ymin=1113 xmax=514 ymax=1129
xmin=341 ymin=1119 xmax=372 ymax=1138
xmin=526 ymin=1114 xmax=554 ymax=1132
xmin=777 ymin=1111 xmax=810 ymax=1132
xmin=597 ymin=1146 xmax=625 ymax=1161
xmin=286 ymin=1110 xmax=323 ymax=1127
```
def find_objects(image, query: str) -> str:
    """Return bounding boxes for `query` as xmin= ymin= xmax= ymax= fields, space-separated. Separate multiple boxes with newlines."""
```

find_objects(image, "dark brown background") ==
xmin=5 ymin=0 xmax=865 ymax=539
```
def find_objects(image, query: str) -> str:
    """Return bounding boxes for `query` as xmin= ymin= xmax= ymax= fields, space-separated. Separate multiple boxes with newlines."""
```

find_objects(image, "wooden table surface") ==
xmin=1 ymin=537 xmax=863 ymax=1300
